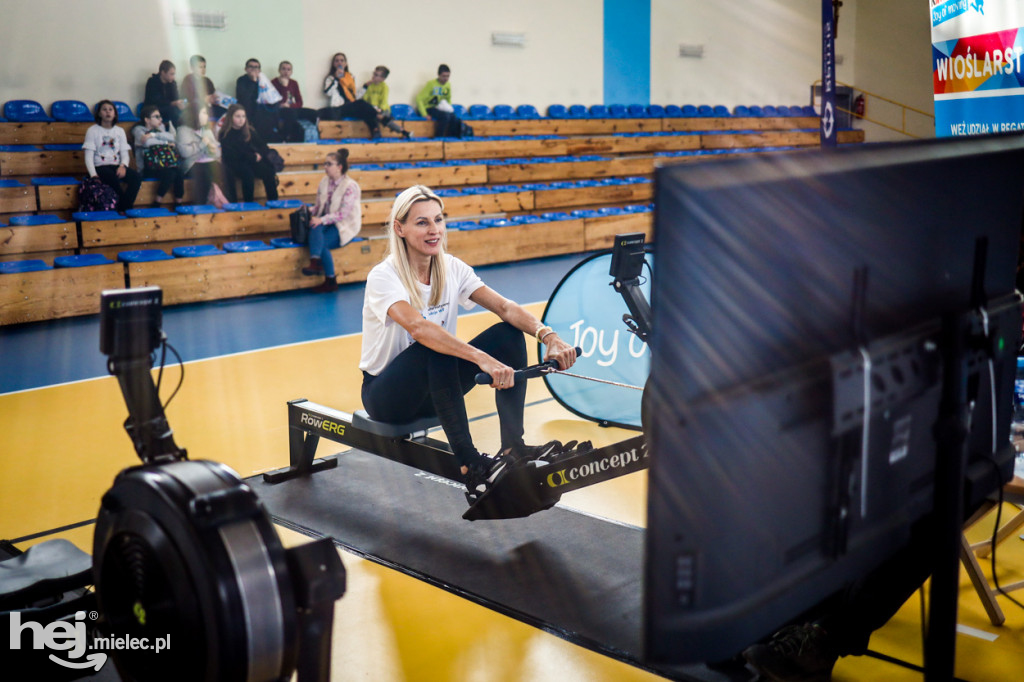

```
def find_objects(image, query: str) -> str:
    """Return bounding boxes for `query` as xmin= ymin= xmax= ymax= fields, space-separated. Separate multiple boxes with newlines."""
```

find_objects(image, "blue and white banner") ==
xmin=541 ymin=252 xmax=651 ymax=430
xmin=932 ymin=1 xmax=1024 ymax=136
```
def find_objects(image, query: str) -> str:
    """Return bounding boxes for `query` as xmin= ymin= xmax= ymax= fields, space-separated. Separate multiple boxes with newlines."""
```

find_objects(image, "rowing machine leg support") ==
xmin=263 ymin=399 xmax=340 ymax=484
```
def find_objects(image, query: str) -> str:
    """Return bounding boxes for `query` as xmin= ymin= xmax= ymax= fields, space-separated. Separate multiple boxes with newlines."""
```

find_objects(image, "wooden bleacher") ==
xmin=0 ymin=108 xmax=866 ymax=326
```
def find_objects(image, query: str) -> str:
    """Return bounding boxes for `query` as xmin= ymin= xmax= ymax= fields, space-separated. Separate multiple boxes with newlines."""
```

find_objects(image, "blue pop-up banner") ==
xmin=541 ymin=251 xmax=651 ymax=430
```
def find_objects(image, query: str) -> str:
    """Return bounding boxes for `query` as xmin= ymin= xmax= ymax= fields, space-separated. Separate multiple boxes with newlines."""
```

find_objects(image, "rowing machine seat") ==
xmin=352 ymin=410 xmax=440 ymax=438
xmin=0 ymin=539 xmax=92 ymax=610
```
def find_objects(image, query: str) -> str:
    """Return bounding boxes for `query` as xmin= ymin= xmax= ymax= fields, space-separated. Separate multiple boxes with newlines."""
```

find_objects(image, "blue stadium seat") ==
xmin=540 ymin=212 xmax=575 ymax=221
xmin=697 ymin=105 xmax=714 ymax=117
xmin=54 ymin=254 xmax=116 ymax=267
xmin=681 ymin=104 xmax=698 ymax=117
xmin=451 ymin=103 xmax=466 ymax=117
xmin=762 ymin=105 xmax=779 ymax=117
xmin=389 ymin=104 xmax=417 ymax=120
xmin=547 ymin=104 xmax=567 ymax=118
xmin=733 ymin=105 xmax=751 ymax=117
xmin=608 ymin=104 xmax=628 ymax=118
xmin=124 ymin=207 xmax=176 ymax=218
xmin=31 ymin=176 xmax=79 ymax=186
xmin=118 ymin=249 xmax=173 ymax=262
xmin=446 ymin=220 xmax=479 ymax=230
xmin=627 ymin=104 xmax=647 ymax=118
xmin=266 ymin=199 xmax=308 ymax=209
xmin=9 ymin=214 xmax=64 ymax=226
xmin=491 ymin=104 xmax=514 ymax=119
xmin=0 ymin=259 xmax=51 ymax=274
xmin=516 ymin=104 xmax=540 ymax=119
xmin=0 ymin=179 xmax=25 ymax=188
xmin=223 ymin=202 xmax=267 ymax=212
xmin=223 ymin=240 xmax=272 ymax=252
xmin=73 ymin=210 xmax=122 ymax=221
xmin=467 ymin=104 xmax=491 ymax=119
xmin=270 ymin=237 xmax=302 ymax=248
xmin=664 ymin=104 xmax=683 ymax=117
xmin=479 ymin=218 xmax=513 ymax=227
xmin=801 ymin=105 xmax=817 ymax=116
xmin=713 ymin=105 xmax=730 ymax=117
xmin=51 ymin=100 xmax=93 ymax=122
xmin=172 ymin=244 xmax=226 ymax=258
xmin=646 ymin=104 xmax=666 ymax=117
xmin=589 ymin=104 xmax=608 ymax=118
xmin=3 ymin=100 xmax=54 ymax=122
xmin=567 ymin=104 xmax=588 ymax=118
xmin=113 ymin=101 xmax=139 ymax=122
xmin=748 ymin=105 xmax=764 ymax=117
xmin=775 ymin=105 xmax=791 ymax=116
xmin=176 ymin=204 xmax=224 ymax=214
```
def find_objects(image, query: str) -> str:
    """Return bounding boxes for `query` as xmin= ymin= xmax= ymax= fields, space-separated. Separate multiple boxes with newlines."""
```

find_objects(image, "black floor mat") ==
xmin=248 ymin=450 xmax=754 ymax=682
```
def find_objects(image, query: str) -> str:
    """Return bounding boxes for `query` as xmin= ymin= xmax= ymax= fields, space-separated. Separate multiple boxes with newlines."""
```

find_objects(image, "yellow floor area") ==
xmin=3 ymin=306 xmax=1024 ymax=681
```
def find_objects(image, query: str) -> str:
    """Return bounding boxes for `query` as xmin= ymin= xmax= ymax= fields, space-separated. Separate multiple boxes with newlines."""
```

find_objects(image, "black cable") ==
xmin=161 ymin=341 xmax=185 ymax=410
xmin=985 ymin=458 xmax=1024 ymax=612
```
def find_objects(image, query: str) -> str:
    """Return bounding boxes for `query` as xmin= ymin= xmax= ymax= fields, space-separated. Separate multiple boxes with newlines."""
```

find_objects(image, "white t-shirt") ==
xmin=82 ymin=124 xmax=131 ymax=168
xmin=359 ymin=254 xmax=484 ymax=376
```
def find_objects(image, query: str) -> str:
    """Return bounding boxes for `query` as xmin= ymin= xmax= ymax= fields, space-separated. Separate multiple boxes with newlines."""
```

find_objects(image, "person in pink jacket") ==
xmin=301 ymin=148 xmax=362 ymax=292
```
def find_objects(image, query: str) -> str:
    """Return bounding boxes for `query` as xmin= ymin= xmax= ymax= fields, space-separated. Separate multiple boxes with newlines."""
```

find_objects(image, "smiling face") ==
xmin=395 ymin=200 xmax=445 ymax=261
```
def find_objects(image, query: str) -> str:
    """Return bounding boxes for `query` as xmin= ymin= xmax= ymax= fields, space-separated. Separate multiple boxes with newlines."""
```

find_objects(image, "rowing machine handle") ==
xmin=474 ymin=347 xmax=582 ymax=385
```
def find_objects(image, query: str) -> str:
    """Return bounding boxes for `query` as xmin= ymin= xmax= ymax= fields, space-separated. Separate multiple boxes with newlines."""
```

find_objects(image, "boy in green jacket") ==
xmin=414 ymin=63 xmax=470 ymax=138
xmin=362 ymin=66 xmax=411 ymax=139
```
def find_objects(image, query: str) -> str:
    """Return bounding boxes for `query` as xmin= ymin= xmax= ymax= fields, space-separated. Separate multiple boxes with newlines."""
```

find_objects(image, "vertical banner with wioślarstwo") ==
xmin=932 ymin=0 xmax=1024 ymax=136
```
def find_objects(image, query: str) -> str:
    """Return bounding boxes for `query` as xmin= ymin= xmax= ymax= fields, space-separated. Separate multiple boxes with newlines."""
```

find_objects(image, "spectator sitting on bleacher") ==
xmin=82 ymin=100 xmax=141 ymax=212
xmin=177 ymin=104 xmax=225 ymax=206
xmin=318 ymin=52 xmax=382 ymax=138
xmin=218 ymin=103 xmax=279 ymax=203
xmin=415 ymin=63 xmax=468 ymax=138
xmin=236 ymin=57 xmax=285 ymax=142
xmin=362 ymin=66 xmax=411 ymax=139
xmin=181 ymin=55 xmax=227 ymax=119
xmin=270 ymin=60 xmax=317 ymax=140
xmin=144 ymin=60 xmax=187 ymax=127
xmin=132 ymin=105 xmax=184 ymax=207
xmin=301 ymin=148 xmax=362 ymax=293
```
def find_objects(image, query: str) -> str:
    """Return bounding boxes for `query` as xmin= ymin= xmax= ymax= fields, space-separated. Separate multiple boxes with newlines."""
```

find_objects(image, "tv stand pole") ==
xmin=924 ymin=311 xmax=976 ymax=681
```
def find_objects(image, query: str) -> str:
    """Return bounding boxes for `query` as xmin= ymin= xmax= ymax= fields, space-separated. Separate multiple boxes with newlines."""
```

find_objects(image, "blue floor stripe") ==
xmin=0 ymin=253 xmax=592 ymax=394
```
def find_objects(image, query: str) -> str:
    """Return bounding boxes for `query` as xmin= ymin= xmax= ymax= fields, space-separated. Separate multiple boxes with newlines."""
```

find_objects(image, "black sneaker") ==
xmin=463 ymin=454 xmax=509 ymax=495
xmin=507 ymin=440 xmax=563 ymax=464
xmin=742 ymin=623 xmax=837 ymax=682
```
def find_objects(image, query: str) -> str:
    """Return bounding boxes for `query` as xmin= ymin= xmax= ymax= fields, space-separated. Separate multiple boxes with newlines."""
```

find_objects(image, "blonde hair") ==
xmin=386 ymin=185 xmax=448 ymax=310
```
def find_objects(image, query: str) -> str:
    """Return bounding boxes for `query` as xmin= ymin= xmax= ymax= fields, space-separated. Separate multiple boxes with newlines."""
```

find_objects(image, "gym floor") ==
xmin=2 ymin=253 xmax=1023 ymax=681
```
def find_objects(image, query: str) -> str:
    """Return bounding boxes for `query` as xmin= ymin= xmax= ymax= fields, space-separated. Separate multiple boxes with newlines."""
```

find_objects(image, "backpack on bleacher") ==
xmin=78 ymin=177 xmax=118 ymax=212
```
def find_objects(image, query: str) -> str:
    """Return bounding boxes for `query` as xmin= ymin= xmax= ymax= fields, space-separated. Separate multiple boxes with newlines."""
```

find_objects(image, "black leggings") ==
xmin=318 ymin=100 xmax=380 ymax=133
xmin=223 ymin=159 xmax=278 ymax=202
xmin=145 ymin=163 xmax=184 ymax=200
xmin=361 ymin=322 xmax=527 ymax=466
xmin=95 ymin=165 xmax=141 ymax=212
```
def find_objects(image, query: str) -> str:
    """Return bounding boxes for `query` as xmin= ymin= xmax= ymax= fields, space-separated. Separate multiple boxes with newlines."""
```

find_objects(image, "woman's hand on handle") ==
xmin=543 ymin=333 xmax=577 ymax=370
xmin=478 ymin=356 xmax=515 ymax=390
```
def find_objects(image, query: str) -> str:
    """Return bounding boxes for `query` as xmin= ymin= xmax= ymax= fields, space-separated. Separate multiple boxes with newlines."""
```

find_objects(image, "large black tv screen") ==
xmin=644 ymin=134 xmax=1024 ymax=664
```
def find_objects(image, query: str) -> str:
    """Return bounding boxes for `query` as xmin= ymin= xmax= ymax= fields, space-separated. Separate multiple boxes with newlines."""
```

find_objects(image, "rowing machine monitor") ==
xmin=94 ymin=286 xmax=346 ymax=682
xmin=609 ymin=232 xmax=646 ymax=283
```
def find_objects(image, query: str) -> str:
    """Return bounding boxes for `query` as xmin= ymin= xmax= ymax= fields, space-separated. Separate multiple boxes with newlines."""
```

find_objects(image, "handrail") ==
xmin=811 ymin=80 xmax=934 ymax=138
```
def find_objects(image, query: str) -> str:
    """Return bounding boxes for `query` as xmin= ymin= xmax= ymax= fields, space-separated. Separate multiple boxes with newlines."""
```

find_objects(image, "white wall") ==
xmin=1 ymin=0 xmax=931 ymax=137
xmin=650 ymin=0 xmax=856 ymax=109
xmin=853 ymin=0 xmax=936 ymax=140
xmin=0 ymin=0 xmax=603 ymax=114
